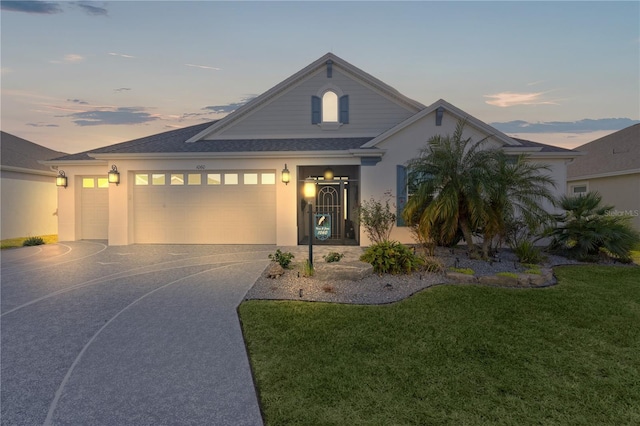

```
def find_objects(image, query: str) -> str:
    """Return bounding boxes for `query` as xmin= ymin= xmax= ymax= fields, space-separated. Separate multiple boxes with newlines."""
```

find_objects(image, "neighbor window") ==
xmin=135 ymin=174 xmax=149 ymax=186
xmin=82 ymin=178 xmax=95 ymax=188
xmin=171 ymin=174 xmax=184 ymax=185
xmin=188 ymin=174 xmax=201 ymax=185
xmin=152 ymin=174 xmax=165 ymax=185
xmin=207 ymin=174 xmax=221 ymax=185
xmin=571 ymin=184 xmax=588 ymax=194
xmin=225 ymin=173 xmax=238 ymax=185
xmin=261 ymin=173 xmax=276 ymax=185
xmin=244 ymin=173 xmax=258 ymax=185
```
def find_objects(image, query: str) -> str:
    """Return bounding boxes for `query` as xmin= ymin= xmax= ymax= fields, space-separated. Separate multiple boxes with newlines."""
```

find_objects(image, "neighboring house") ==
xmin=567 ymin=124 xmax=640 ymax=230
xmin=0 ymin=132 xmax=66 ymax=240
xmin=45 ymin=53 xmax=577 ymax=246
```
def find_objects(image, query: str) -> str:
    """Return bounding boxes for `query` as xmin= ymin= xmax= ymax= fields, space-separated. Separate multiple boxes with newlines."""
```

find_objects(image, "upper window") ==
xmin=312 ymin=91 xmax=349 ymax=125
xmin=322 ymin=91 xmax=338 ymax=122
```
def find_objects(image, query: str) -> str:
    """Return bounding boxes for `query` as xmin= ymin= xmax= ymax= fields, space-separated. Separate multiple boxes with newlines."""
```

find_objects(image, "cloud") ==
xmin=202 ymin=95 xmax=256 ymax=114
xmin=185 ymin=64 xmax=222 ymax=71
xmin=67 ymin=98 xmax=89 ymax=105
xmin=114 ymin=87 xmax=131 ymax=93
xmin=1 ymin=1 xmax=62 ymax=14
xmin=484 ymin=91 xmax=559 ymax=107
xmin=64 ymin=107 xmax=159 ymax=126
xmin=50 ymin=54 xmax=84 ymax=64
xmin=109 ymin=52 xmax=135 ymax=59
xmin=491 ymin=118 xmax=640 ymax=134
xmin=1 ymin=1 xmax=108 ymax=15
xmin=26 ymin=122 xmax=59 ymax=128
xmin=72 ymin=1 xmax=107 ymax=16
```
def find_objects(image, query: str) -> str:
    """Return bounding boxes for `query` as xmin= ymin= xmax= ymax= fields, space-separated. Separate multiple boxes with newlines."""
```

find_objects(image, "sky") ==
xmin=1 ymin=0 xmax=638 ymax=154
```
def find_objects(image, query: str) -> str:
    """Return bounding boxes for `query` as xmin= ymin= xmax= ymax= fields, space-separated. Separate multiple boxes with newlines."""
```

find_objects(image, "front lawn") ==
xmin=239 ymin=266 xmax=640 ymax=425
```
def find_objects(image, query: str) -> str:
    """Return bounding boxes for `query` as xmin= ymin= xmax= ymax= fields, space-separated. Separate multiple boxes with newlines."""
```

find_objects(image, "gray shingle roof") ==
xmin=51 ymin=121 xmax=376 ymax=161
xmin=1 ymin=131 xmax=67 ymax=171
xmin=510 ymin=138 xmax=576 ymax=153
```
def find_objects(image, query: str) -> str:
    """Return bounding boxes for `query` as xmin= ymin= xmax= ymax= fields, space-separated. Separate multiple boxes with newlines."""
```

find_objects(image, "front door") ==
xmin=298 ymin=166 xmax=359 ymax=245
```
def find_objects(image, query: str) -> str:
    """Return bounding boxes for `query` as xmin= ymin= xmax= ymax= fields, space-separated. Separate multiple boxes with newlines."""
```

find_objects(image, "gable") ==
xmin=189 ymin=53 xmax=424 ymax=142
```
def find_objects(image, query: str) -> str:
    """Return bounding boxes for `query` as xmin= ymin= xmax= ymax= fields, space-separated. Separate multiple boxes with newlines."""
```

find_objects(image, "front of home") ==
xmin=46 ymin=53 xmax=577 ymax=246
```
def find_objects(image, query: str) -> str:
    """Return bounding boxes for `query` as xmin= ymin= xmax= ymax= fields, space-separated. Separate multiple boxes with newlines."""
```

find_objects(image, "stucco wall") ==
xmin=359 ymin=110 xmax=569 ymax=246
xmin=1 ymin=170 xmax=58 ymax=240
xmin=569 ymin=174 xmax=640 ymax=231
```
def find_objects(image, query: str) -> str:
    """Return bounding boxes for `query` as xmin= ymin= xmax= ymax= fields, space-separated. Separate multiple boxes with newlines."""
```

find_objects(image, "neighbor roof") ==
xmin=510 ymin=138 xmax=576 ymax=153
xmin=567 ymin=123 xmax=640 ymax=179
xmin=1 ymin=131 xmax=67 ymax=172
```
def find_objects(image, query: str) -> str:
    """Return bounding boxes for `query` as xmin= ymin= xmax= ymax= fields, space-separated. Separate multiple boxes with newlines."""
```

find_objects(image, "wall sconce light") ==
xmin=281 ymin=164 xmax=290 ymax=185
xmin=108 ymin=165 xmax=120 ymax=185
xmin=56 ymin=170 xmax=68 ymax=188
xmin=323 ymin=167 xmax=334 ymax=181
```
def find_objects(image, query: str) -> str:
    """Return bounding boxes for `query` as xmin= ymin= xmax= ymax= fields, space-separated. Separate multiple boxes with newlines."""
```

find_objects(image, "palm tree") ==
xmin=404 ymin=120 xmax=501 ymax=258
xmin=481 ymin=153 xmax=556 ymax=258
xmin=546 ymin=192 xmax=640 ymax=261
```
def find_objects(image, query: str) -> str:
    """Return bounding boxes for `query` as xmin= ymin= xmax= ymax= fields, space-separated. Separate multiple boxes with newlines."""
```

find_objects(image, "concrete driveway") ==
xmin=1 ymin=241 xmax=272 ymax=426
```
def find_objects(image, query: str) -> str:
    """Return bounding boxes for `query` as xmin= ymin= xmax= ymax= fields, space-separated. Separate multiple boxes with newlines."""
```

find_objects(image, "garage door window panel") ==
xmin=207 ymin=174 xmax=221 ymax=185
xmin=261 ymin=173 xmax=275 ymax=185
xmin=171 ymin=174 xmax=184 ymax=185
xmin=225 ymin=174 xmax=238 ymax=185
xmin=152 ymin=174 xmax=165 ymax=185
xmin=136 ymin=174 xmax=149 ymax=185
xmin=188 ymin=174 xmax=202 ymax=185
xmin=244 ymin=173 xmax=258 ymax=185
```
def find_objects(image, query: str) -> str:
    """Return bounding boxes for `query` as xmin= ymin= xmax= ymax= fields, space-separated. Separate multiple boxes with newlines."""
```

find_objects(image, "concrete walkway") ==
xmin=1 ymin=242 xmax=272 ymax=425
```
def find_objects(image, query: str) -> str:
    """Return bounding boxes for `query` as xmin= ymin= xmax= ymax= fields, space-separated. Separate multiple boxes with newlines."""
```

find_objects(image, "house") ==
xmin=1 ymin=132 xmax=66 ymax=240
xmin=45 ymin=53 xmax=577 ymax=246
xmin=567 ymin=124 xmax=640 ymax=230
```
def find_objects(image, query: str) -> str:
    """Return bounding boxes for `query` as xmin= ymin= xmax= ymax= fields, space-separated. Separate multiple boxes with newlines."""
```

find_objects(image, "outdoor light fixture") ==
xmin=281 ymin=164 xmax=290 ymax=185
xmin=323 ymin=167 xmax=334 ymax=181
xmin=56 ymin=170 xmax=68 ymax=188
xmin=304 ymin=178 xmax=317 ymax=268
xmin=108 ymin=165 xmax=120 ymax=185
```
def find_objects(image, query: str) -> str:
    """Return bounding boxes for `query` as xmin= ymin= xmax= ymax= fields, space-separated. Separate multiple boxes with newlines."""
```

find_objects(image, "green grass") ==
xmin=239 ymin=265 xmax=640 ymax=425
xmin=0 ymin=234 xmax=57 ymax=249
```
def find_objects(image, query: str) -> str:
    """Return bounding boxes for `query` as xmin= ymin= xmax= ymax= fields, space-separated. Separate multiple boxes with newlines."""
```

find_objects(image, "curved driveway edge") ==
xmin=1 ymin=242 xmax=271 ymax=426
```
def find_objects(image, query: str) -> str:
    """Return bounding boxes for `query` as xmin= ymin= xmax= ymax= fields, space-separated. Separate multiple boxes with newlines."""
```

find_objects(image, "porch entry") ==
xmin=298 ymin=166 xmax=360 ymax=245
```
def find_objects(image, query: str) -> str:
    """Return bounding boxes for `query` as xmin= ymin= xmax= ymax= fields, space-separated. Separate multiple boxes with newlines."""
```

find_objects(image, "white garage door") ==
xmin=133 ymin=171 xmax=277 ymax=244
xmin=81 ymin=177 xmax=109 ymax=239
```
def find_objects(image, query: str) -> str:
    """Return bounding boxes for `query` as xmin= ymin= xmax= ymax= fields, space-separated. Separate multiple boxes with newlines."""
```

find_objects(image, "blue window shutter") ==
xmin=339 ymin=95 xmax=349 ymax=124
xmin=396 ymin=165 xmax=407 ymax=226
xmin=311 ymin=96 xmax=321 ymax=124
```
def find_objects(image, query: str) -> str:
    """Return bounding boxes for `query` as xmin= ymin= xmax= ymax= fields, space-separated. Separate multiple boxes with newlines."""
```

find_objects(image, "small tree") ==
xmin=546 ymin=192 xmax=640 ymax=261
xmin=357 ymin=195 xmax=396 ymax=244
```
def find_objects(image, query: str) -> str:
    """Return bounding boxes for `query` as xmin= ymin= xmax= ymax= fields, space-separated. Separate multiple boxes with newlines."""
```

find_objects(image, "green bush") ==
xmin=323 ymin=252 xmax=344 ymax=263
xmin=268 ymin=249 xmax=295 ymax=269
xmin=357 ymin=196 xmax=396 ymax=245
xmin=513 ymin=240 xmax=544 ymax=264
xmin=360 ymin=241 xmax=424 ymax=275
xmin=546 ymin=192 xmax=640 ymax=262
xmin=23 ymin=236 xmax=45 ymax=246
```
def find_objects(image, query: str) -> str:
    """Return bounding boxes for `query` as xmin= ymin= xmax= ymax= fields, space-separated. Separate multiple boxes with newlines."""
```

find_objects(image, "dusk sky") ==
xmin=1 ymin=1 xmax=638 ymax=154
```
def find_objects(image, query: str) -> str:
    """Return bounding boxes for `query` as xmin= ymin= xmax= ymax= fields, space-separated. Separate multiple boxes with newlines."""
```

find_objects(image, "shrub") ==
xmin=23 ymin=236 xmax=45 ymax=246
xmin=268 ymin=249 xmax=295 ymax=269
xmin=421 ymin=256 xmax=445 ymax=273
xmin=497 ymin=272 xmax=519 ymax=279
xmin=448 ymin=267 xmax=475 ymax=275
xmin=323 ymin=252 xmax=344 ymax=263
xmin=360 ymin=241 xmax=424 ymax=275
xmin=357 ymin=196 xmax=396 ymax=245
xmin=546 ymin=192 xmax=640 ymax=262
xmin=513 ymin=240 xmax=545 ymax=264
xmin=302 ymin=259 xmax=315 ymax=277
